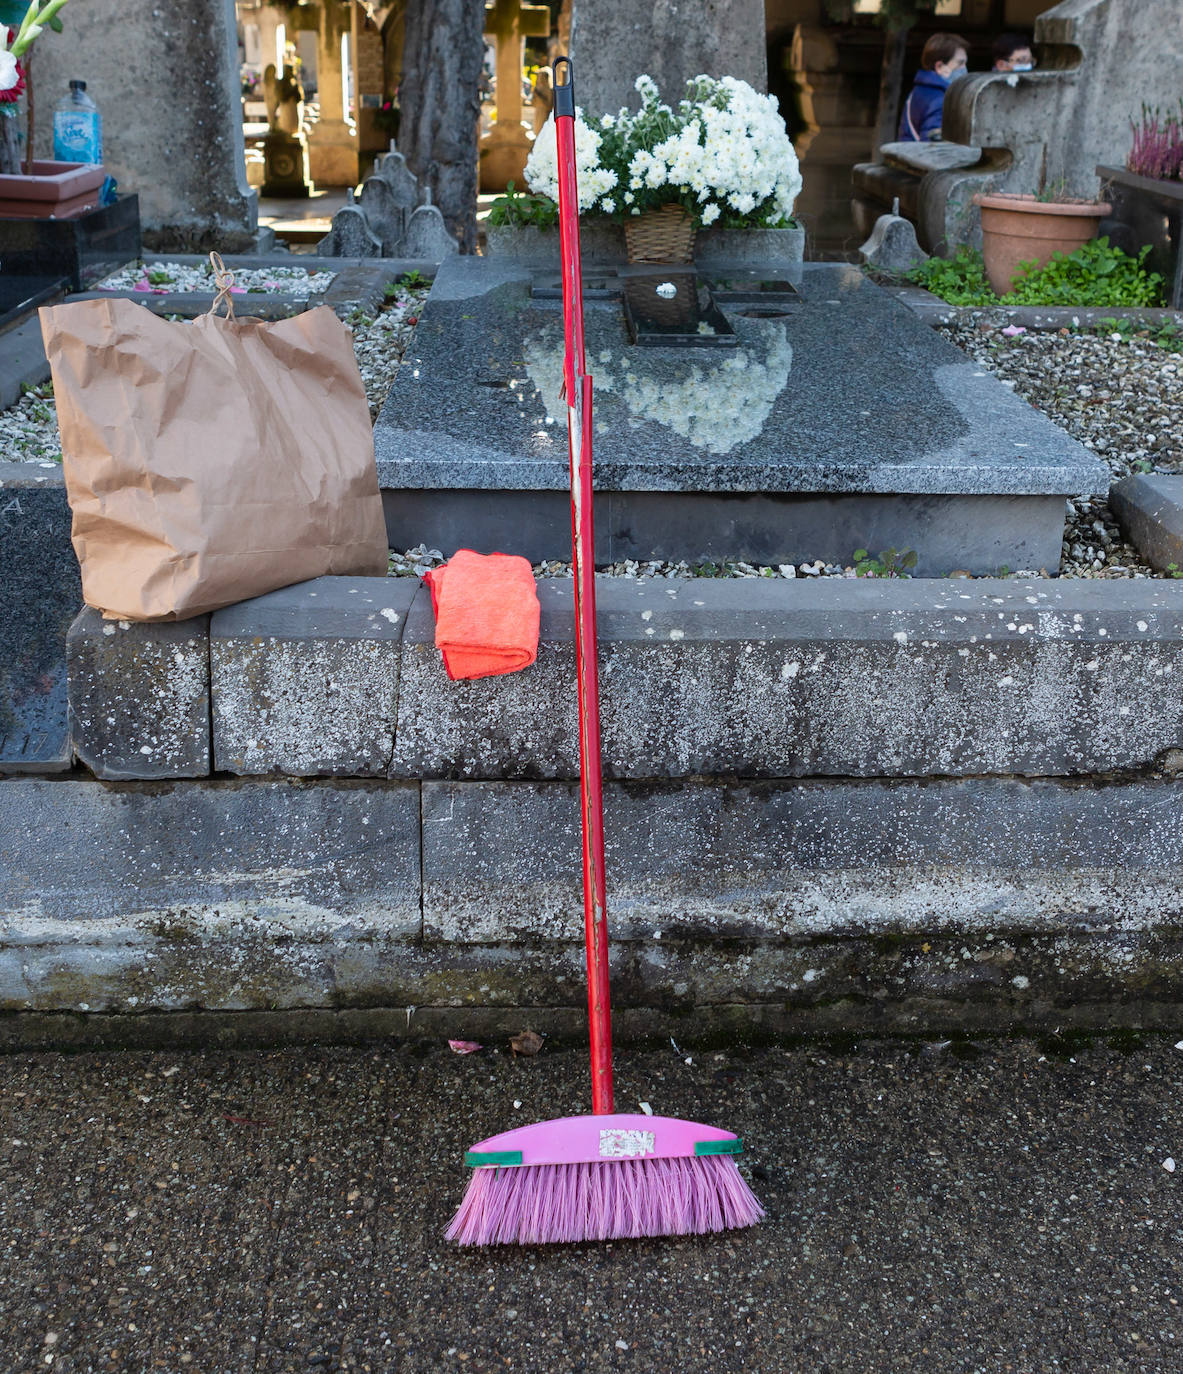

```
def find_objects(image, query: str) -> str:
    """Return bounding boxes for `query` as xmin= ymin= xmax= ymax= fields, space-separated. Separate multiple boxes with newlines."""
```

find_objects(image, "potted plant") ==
xmin=971 ymin=177 xmax=1111 ymax=296
xmin=493 ymin=73 xmax=804 ymax=267
xmin=1096 ymin=101 xmax=1183 ymax=309
xmin=1 ymin=0 xmax=106 ymax=219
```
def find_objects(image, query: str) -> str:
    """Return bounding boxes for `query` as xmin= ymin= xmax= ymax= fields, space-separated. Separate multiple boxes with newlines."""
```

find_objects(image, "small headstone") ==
xmin=374 ymin=148 xmax=419 ymax=209
xmin=859 ymin=212 xmax=929 ymax=272
xmin=317 ymin=204 xmax=383 ymax=258
xmin=358 ymin=177 xmax=409 ymax=257
xmin=404 ymin=203 xmax=459 ymax=260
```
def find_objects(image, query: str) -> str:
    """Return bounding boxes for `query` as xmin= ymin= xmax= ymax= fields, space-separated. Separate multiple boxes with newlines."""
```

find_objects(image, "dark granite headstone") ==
xmin=0 ymin=195 xmax=141 ymax=291
xmin=0 ymin=274 xmax=67 ymax=332
xmin=0 ymin=469 xmax=78 ymax=772
xmin=376 ymin=257 xmax=1107 ymax=496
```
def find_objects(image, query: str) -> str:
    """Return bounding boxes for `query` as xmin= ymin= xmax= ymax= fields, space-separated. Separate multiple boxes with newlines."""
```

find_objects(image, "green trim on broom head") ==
xmin=465 ymin=1149 xmax=524 ymax=1168
xmin=694 ymin=1138 xmax=743 ymax=1156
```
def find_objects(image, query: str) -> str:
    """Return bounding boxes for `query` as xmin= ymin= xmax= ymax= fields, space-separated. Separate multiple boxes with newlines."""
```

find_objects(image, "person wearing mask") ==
xmin=898 ymin=33 xmax=969 ymax=142
xmin=992 ymin=33 xmax=1036 ymax=72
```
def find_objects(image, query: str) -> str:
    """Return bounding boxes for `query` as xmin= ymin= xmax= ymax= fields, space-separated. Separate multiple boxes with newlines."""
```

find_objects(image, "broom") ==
xmin=445 ymin=57 xmax=765 ymax=1247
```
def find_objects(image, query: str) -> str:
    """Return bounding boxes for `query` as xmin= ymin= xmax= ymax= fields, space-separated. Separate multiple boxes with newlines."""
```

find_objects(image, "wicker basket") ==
xmin=624 ymin=204 xmax=696 ymax=264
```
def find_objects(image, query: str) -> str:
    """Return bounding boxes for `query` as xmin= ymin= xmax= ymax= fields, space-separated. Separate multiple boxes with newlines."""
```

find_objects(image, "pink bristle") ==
xmin=445 ymin=1156 xmax=765 ymax=1246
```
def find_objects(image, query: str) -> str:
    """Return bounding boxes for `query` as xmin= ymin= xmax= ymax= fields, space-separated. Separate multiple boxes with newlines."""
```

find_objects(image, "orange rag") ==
xmin=422 ymin=549 xmax=541 ymax=681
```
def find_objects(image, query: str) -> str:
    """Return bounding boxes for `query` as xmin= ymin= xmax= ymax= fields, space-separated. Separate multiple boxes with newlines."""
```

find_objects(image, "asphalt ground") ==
xmin=1 ymin=1033 xmax=1181 ymax=1373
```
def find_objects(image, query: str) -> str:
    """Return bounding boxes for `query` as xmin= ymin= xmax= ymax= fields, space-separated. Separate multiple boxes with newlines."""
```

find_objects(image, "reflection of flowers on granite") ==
xmin=523 ymin=318 xmax=792 ymax=455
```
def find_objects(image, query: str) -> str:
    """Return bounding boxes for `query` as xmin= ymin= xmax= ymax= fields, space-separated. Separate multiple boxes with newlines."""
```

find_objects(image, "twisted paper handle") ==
xmin=208 ymin=251 xmax=236 ymax=319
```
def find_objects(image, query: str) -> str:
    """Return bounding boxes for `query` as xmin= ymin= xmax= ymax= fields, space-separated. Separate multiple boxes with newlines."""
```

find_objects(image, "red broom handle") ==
xmin=554 ymin=57 xmax=613 ymax=1116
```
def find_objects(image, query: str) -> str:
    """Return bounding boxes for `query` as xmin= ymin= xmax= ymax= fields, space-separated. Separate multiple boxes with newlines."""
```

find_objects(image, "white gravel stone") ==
xmin=92 ymin=259 xmax=337 ymax=299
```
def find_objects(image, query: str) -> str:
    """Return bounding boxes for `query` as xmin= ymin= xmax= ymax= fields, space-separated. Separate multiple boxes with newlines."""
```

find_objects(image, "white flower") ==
xmin=701 ymin=203 xmax=720 ymax=226
xmin=0 ymin=49 xmax=19 ymax=93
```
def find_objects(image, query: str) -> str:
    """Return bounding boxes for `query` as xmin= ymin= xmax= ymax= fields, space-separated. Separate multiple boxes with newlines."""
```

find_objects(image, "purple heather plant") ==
xmin=1128 ymin=101 xmax=1183 ymax=181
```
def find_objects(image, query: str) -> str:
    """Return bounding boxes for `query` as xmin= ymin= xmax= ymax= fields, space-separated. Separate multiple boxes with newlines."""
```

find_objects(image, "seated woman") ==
xmin=898 ymin=33 xmax=969 ymax=142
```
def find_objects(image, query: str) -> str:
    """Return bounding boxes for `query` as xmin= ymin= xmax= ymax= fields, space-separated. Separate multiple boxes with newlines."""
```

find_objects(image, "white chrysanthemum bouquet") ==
xmin=524 ymin=73 xmax=802 ymax=229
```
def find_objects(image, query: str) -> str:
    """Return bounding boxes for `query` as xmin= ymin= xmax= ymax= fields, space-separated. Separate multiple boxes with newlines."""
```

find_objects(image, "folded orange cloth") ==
xmin=422 ymin=549 xmax=541 ymax=681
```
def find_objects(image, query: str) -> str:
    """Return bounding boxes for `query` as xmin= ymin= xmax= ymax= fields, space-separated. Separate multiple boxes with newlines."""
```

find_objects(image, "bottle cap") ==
xmin=69 ymin=80 xmax=87 ymax=91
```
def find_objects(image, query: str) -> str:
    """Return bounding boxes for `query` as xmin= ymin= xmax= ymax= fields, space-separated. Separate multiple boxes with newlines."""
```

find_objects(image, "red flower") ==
xmin=0 ymin=29 xmax=26 ymax=106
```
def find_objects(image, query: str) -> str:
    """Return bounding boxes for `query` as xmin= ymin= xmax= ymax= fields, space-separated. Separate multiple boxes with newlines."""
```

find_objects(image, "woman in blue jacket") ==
xmin=898 ymin=33 xmax=969 ymax=142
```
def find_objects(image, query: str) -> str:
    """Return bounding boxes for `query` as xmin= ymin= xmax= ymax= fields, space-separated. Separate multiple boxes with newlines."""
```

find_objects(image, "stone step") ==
xmin=63 ymin=574 xmax=1183 ymax=783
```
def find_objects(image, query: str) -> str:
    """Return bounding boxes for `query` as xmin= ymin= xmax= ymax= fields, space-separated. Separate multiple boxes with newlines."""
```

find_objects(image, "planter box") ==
xmin=484 ymin=221 xmax=805 ymax=269
xmin=1097 ymin=164 xmax=1183 ymax=309
xmin=0 ymin=160 xmax=106 ymax=220
xmin=0 ymin=193 xmax=141 ymax=291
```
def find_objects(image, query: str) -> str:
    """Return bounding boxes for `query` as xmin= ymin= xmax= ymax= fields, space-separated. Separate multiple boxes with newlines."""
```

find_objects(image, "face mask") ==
xmin=947 ymin=67 xmax=967 ymax=81
xmin=1011 ymin=62 xmax=1033 ymax=71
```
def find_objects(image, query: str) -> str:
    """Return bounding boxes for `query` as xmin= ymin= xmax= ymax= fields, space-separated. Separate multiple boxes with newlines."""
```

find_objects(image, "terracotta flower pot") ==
xmin=972 ymin=192 xmax=1111 ymax=295
xmin=0 ymin=160 xmax=106 ymax=220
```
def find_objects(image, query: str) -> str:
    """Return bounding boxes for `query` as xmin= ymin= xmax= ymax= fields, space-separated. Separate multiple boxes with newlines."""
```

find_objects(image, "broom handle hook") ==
xmin=555 ymin=56 xmax=613 ymax=1116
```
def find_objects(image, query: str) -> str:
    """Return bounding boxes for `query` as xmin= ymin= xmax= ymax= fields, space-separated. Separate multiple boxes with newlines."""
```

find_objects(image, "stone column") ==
xmin=31 ymin=0 xmax=257 ymax=249
xmin=307 ymin=0 xmax=359 ymax=187
xmin=569 ymin=0 xmax=768 ymax=115
xmin=479 ymin=0 xmax=551 ymax=192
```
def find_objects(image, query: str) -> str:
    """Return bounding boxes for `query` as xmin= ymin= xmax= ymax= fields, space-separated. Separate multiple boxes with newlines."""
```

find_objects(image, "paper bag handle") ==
xmin=208 ymin=252 xmax=237 ymax=319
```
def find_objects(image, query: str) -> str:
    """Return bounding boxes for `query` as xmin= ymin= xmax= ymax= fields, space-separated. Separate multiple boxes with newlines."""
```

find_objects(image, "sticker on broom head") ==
xmin=599 ymin=1129 xmax=656 ymax=1159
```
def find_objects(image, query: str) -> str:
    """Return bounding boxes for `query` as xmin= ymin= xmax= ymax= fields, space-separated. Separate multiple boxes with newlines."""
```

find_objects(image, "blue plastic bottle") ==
xmin=53 ymin=80 xmax=103 ymax=164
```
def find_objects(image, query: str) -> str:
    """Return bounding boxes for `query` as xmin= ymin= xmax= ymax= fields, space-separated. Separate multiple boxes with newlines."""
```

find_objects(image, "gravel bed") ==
xmin=347 ymin=285 xmax=427 ymax=418
xmin=92 ymin=259 xmax=337 ymax=298
xmin=935 ymin=321 xmax=1182 ymax=580
xmin=0 ymin=283 xmax=428 ymax=464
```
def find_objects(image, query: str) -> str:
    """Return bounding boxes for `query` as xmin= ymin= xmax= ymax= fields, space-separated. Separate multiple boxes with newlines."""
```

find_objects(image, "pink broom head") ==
xmin=445 ymin=1113 xmax=765 ymax=1246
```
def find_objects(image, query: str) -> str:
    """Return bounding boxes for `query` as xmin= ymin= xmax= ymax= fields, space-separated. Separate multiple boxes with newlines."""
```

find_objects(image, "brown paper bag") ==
xmin=40 ymin=295 xmax=389 ymax=620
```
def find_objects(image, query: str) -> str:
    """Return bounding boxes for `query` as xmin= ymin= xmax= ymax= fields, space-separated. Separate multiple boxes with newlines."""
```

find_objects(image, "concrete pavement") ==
xmin=1 ymin=1034 xmax=1181 ymax=1372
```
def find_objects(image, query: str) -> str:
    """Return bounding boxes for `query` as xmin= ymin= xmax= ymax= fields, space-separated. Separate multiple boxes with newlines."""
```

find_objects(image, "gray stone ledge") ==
xmin=421 ymin=777 xmax=1183 ymax=943
xmin=0 ymin=777 xmax=421 ymax=951
xmin=1110 ymin=474 xmax=1183 ymax=574
xmin=210 ymin=577 xmax=417 ymax=777
xmin=0 ymin=315 xmax=52 ymax=410
xmin=3 ymin=774 xmax=1183 ymax=1033
xmin=67 ymin=609 xmax=211 ymax=780
xmin=886 ymin=283 xmax=1183 ymax=332
xmin=395 ymin=577 xmax=1183 ymax=780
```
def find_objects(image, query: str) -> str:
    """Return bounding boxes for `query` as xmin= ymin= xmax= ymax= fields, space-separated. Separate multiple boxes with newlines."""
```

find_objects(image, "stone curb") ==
xmin=200 ymin=575 xmax=1183 ymax=782
xmin=67 ymin=609 xmax=211 ymax=780
xmin=0 ymin=316 xmax=52 ymax=410
xmin=1110 ymin=474 xmax=1183 ymax=574
xmin=3 ymin=774 xmax=1183 ymax=1038
xmin=886 ymin=282 xmax=1183 ymax=331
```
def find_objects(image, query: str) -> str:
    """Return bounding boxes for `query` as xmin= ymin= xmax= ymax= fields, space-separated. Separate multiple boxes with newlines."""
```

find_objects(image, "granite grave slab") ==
xmin=374 ymin=258 xmax=1108 ymax=573
xmin=0 ymin=466 xmax=78 ymax=773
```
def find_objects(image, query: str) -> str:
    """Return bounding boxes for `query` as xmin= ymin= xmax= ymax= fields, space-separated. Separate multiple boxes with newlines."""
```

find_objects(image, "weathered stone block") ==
xmin=67 ymin=609 xmax=211 ymax=780
xmin=211 ymin=577 xmax=415 ymax=777
xmin=390 ymin=581 xmax=577 ymax=779
xmin=0 ymin=777 xmax=421 ymax=959
xmin=397 ymin=578 xmax=1183 ymax=781
xmin=421 ymin=777 xmax=1183 ymax=944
